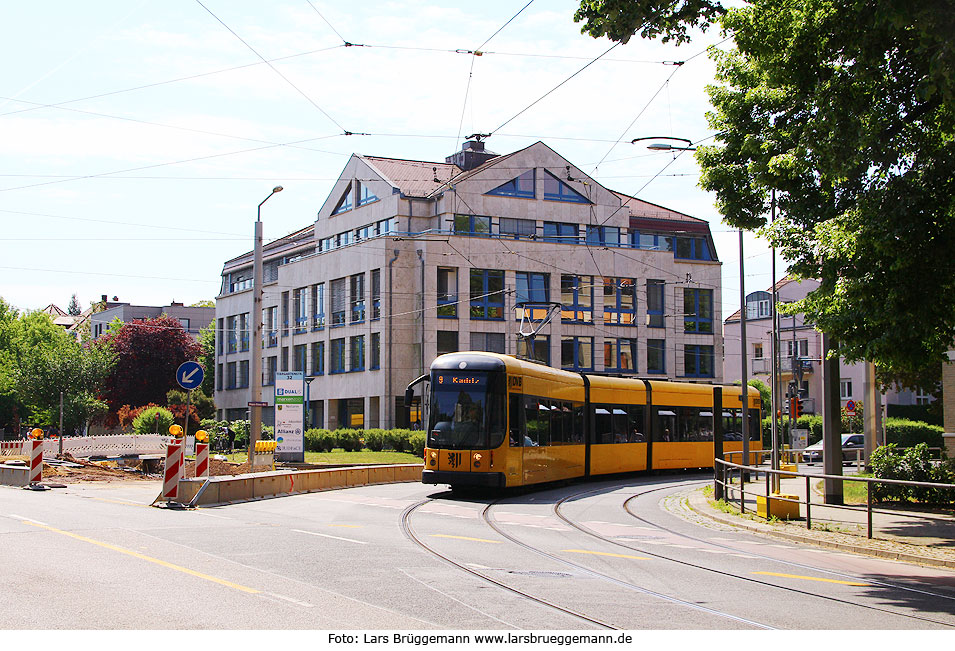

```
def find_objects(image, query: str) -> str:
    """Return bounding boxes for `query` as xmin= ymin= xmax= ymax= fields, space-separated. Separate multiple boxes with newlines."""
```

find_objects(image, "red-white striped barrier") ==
xmin=195 ymin=442 xmax=209 ymax=479
xmin=29 ymin=439 xmax=43 ymax=484
xmin=1 ymin=441 xmax=25 ymax=456
xmin=162 ymin=441 xmax=183 ymax=501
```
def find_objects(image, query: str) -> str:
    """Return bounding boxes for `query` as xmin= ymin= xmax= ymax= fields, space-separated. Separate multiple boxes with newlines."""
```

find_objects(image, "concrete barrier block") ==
xmin=368 ymin=466 xmax=395 ymax=485
xmin=0 ymin=464 xmax=29 ymax=486
xmin=344 ymin=467 xmax=369 ymax=487
xmin=218 ymin=476 xmax=253 ymax=503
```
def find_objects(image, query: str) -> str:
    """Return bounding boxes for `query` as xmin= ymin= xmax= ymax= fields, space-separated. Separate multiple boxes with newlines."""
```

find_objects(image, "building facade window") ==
xmin=264 ymin=356 xmax=277 ymax=386
xmin=542 ymin=221 xmax=578 ymax=243
xmin=332 ymin=185 xmax=352 ymax=214
xmin=605 ymin=338 xmax=637 ymax=372
xmin=585 ymin=226 xmax=620 ymax=247
xmin=349 ymin=273 xmax=365 ymax=323
xmin=453 ymin=214 xmax=491 ymax=236
xmin=647 ymin=280 xmax=665 ymax=328
xmin=371 ymin=269 xmax=381 ymax=320
xmin=216 ymin=363 xmax=223 ymax=390
xmin=281 ymin=346 xmax=288 ymax=372
xmin=370 ymin=333 xmax=380 ymax=369
xmin=437 ymin=267 xmax=458 ymax=318
xmin=840 ymin=379 xmax=853 ymax=399
xmin=603 ymin=277 xmax=636 ymax=325
xmin=437 ymin=330 xmax=458 ymax=356
xmin=217 ymin=318 xmax=224 ymax=354
xmin=331 ymin=278 xmax=346 ymax=326
xmin=674 ymin=236 xmax=713 ymax=260
xmin=311 ymin=283 xmax=325 ymax=330
xmin=293 ymin=344 xmax=307 ymax=373
xmin=516 ymin=271 xmax=549 ymax=305
xmin=629 ymin=231 xmax=672 ymax=251
xmin=683 ymin=288 xmax=714 ymax=334
xmin=785 ymin=339 xmax=809 ymax=358
xmin=293 ymin=287 xmax=308 ymax=333
xmin=264 ymin=307 xmax=278 ymax=347
xmin=499 ymin=217 xmax=536 ymax=239
xmin=330 ymin=338 xmax=345 ymax=373
xmin=647 ymin=339 xmax=666 ymax=374
xmin=226 ymin=361 xmax=237 ymax=389
xmin=357 ymin=182 xmax=378 ymax=206
xmin=517 ymin=335 xmax=550 ymax=365
xmin=238 ymin=313 xmax=249 ymax=351
xmin=470 ymin=269 xmax=505 ymax=320
xmin=684 ymin=344 xmax=715 ymax=377
xmin=349 ymin=335 xmax=364 ymax=371
xmin=542 ymin=169 xmax=589 ymax=203
xmin=311 ymin=342 xmax=324 ymax=376
xmin=486 ymin=169 xmax=535 ymax=198
xmin=237 ymin=360 xmax=249 ymax=388
xmin=226 ymin=316 xmax=237 ymax=353
xmin=561 ymin=336 xmax=594 ymax=371
xmin=470 ymin=331 xmax=505 ymax=354
xmin=746 ymin=291 xmax=772 ymax=319
xmin=753 ymin=342 xmax=764 ymax=359
xmin=561 ymin=274 xmax=593 ymax=323
xmin=281 ymin=291 xmax=290 ymax=337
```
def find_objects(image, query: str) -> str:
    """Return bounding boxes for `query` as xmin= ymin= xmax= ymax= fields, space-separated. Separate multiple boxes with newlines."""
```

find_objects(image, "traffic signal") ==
xmin=793 ymin=397 xmax=803 ymax=418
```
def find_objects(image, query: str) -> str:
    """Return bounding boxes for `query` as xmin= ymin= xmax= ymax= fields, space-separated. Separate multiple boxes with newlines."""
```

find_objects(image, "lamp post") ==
xmin=631 ymin=136 xmax=696 ymax=152
xmin=249 ymin=185 xmax=283 ymax=466
xmin=304 ymin=376 xmax=316 ymax=432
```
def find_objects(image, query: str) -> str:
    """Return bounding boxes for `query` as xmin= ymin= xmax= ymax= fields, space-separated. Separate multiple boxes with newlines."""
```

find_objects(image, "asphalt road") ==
xmin=2 ymin=475 xmax=954 ymax=632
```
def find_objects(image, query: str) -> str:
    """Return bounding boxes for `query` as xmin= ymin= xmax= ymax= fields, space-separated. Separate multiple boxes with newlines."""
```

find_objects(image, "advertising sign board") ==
xmin=274 ymin=371 xmax=304 ymax=456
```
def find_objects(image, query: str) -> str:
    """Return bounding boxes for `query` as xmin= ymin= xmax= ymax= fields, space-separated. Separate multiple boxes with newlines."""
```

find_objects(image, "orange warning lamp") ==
xmin=195 ymin=430 xmax=208 ymax=443
xmin=168 ymin=424 xmax=183 ymax=438
xmin=29 ymin=428 xmax=44 ymax=440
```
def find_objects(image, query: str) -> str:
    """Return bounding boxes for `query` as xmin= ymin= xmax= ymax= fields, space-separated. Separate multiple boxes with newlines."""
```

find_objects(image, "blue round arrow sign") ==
xmin=176 ymin=361 xmax=204 ymax=390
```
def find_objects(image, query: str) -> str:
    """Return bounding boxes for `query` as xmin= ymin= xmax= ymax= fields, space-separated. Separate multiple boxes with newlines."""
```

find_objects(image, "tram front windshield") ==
xmin=428 ymin=371 xmax=505 ymax=450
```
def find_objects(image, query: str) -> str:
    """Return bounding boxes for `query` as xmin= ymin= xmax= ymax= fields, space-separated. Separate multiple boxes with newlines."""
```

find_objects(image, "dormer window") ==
xmin=357 ymin=182 xmax=378 ymax=207
xmin=542 ymin=170 xmax=589 ymax=203
xmin=486 ymin=169 xmax=535 ymax=198
xmin=745 ymin=291 xmax=772 ymax=319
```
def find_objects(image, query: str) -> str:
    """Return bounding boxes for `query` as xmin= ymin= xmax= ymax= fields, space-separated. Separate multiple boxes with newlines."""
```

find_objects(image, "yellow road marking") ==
xmin=23 ymin=520 xmax=260 ymax=594
xmin=431 ymin=534 xmax=502 ymax=544
xmin=754 ymin=571 xmax=869 ymax=586
xmin=562 ymin=549 xmax=650 ymax=560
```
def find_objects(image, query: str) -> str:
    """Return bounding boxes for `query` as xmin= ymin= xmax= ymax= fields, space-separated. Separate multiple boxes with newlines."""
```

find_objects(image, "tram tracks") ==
xmin=551 ymin=479 xmax=955 ymax=628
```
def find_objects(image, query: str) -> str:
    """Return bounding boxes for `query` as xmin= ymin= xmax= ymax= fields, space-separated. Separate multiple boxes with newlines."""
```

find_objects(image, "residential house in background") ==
xmin=88 ymin=297 xmax=214 ymax=340
xmin=215 ymin=140 xmax=725 ymax=430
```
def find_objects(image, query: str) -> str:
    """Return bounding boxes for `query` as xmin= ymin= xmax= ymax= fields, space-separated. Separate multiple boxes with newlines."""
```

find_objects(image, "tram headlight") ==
xmin=472 ymin=453 xmax=482 ymax=468
xmin=429 ymin=450 xmax=437 ymax=466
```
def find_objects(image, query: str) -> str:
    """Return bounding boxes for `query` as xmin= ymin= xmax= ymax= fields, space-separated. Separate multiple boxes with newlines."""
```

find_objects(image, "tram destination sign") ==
xmin=436 ymin=373 xmax=486 ymax=387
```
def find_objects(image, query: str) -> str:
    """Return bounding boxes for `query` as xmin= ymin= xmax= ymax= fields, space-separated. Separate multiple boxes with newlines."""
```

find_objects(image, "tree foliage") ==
xmin=575 ymin=1 xmax=955 ymax=389
xmin=99 ymin=315 xmax=202 ymax=414
xmin=67 ymin=293 xmax=81 ymax=316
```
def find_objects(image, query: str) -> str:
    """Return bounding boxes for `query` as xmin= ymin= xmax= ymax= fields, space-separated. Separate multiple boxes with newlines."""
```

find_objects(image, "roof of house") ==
xmin=724 ymin=276 xmax=802 ymax=323
xmin=361 ymin=156 xmax=462 ymax=198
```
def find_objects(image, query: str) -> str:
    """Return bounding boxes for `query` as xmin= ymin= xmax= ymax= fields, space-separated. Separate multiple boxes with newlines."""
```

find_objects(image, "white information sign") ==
xmin=274 ymin=371 xmax=304 ymax=454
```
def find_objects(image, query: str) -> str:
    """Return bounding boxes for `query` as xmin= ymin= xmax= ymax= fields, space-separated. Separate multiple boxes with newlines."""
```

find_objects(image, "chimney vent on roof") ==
xmin=446 ymin=139 xmax=498 ymax=171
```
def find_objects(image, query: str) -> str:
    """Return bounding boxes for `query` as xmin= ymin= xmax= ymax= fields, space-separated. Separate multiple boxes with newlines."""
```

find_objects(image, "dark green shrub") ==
xmin=884 ymin=418 xmax=944 ymax=449
xmin=364 ymin=428 xmax=386 ymax=451
xmin=334 ymin=428 xmax=363 ymax=452
xmin=132 ymin=407 xmax=174 ymax=435
xmin=409 ymin=431 xmax=426 ymax=456
xmin=386 ymin=428 xmax=412 ymax=453
xmin=305 ymin=428 xmax=334 ymax=452
xmin=869 ymin=444 xmax=906 ymax=502
xmin=870 ymin=443 xmax=955 ymax=505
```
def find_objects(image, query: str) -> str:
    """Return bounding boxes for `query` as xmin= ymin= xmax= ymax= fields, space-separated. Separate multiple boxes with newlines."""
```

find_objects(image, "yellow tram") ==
xmin=414 ymin=352 xmax=761 ymax=489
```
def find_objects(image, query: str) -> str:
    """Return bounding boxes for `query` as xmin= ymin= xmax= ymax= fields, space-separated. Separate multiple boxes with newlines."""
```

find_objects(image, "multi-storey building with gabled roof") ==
xmin=215 ymin=140 xmax=723 ymax=429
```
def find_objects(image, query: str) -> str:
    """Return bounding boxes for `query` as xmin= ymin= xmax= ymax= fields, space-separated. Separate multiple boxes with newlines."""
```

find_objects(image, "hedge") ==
xmin=870 ymin=443 xmax=955 ymax=505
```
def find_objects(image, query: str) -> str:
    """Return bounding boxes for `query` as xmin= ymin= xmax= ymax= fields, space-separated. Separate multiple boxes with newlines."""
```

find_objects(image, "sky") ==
xmin=0 ymin=0 xmax=778 ymax=321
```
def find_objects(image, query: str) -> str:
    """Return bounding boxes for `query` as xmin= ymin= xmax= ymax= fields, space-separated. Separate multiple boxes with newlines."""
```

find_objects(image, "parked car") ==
xmin=802 ymin=434 xmax=865 ymax=463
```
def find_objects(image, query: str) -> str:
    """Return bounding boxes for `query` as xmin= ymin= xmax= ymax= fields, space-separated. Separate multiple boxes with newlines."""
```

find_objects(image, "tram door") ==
xmin=505 ymin=390 xmax=523 ymax=486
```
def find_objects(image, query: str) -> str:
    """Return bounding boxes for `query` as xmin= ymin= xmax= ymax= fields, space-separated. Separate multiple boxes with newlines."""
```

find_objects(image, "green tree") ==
xmin=575 ymin=1 xmax=955 ymax=389
xmin=189 ymin=299 xmax=215 ymax=308
xmin=67 ymin=293 xmax=81 ymax=316
xmin=196 ymin=320 xmax=216 ymax=397
xmin=0 ymin=298 xmax=25 ymax=430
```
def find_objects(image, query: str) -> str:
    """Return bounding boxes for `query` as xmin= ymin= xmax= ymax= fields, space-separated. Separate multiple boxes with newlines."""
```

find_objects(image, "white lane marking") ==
xmin=261 ymin=591 xmax=315 ymax=608
xmin=730 ymin=554 xmax=759 ymax=559
xmin=399 ymin=569 xmax=517 ymax=629
xmin=292 ymin=528 xmax=367 ymax=545
xmin=8 ymin=514 xmax=49 ymax=526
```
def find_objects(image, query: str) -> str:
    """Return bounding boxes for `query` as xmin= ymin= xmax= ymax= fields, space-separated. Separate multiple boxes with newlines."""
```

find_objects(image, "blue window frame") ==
xmin=311 ymin=342 xmax=324 ymax=376
xmin=684 ymin=344 xmax=714 ymax=377
xmin=470 ymin=269 xmax=505 ymax=320
xmin=371 ymin=269 xmax=381 ymax=320
xmin=486 ymin=169 xmax=535 ymax=198
xmin=517 ymin=335 xmax=550 ymax=365
xmin=542 ymin=221 xmax=578 ymax=243
xmin=332 ymin=185 xmax=352 ymax=215
xmin=647 ymin=339 xmax=666 ymax=374
xmin=350 ymin=273 xmax=365 ymax=324
xmin=604 ymin=338 xmax=637 ymax=372
xmin=542 ymin=169 xmax=589 ymax=203
xmin=675 ymin=237 xmax=713 ymax=260
xmin=499 ymin=217 xmax=536 ymax=239
xmin=561 ymin=274 xmax=593 ymax=323
xmin=586 ymin=226 xmax=620 ymax=247
xmin=629 ymin=231 xmax=673 ymax=251
xmin=349 ymin=335 xmax=364 ymax=372
xmin=515 ymin=271 xmax=549 ymax=305
xmin=357 ymin=183 xmax=378 ymax=206
xmin=647 ymin=279 xmax=665 ymax=328
xmin=453 ymin=214 xmax=491 ymax=236
xmin=683 ymin=288 xmax=714 ymax=334
xmin=437 ymin=267 xmax=457 ymax=318
xmin=603 ymin=277 xmax=636 ymax=325
xmin=370 ymin=333 xmax=380 ymax=370
xmin=330 ymin=338 xmax=345 ymax=374
xmin=561 ymin=336 xmax=594 ymax=371
xmin=312 ymin=283 xmax=325 ymax=330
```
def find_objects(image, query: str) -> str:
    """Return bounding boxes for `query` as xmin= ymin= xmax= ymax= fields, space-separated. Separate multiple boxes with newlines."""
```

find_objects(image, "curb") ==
xmin=685 ymin=489 xmax=955 ymax=571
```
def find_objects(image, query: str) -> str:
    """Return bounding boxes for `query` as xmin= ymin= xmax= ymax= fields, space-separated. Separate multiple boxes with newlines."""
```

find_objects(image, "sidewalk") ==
xmin=687 ymin=473 xmax=955 ymax=570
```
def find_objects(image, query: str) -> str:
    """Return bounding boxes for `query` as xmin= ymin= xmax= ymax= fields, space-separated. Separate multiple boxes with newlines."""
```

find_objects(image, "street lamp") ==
xmin=249 ymin=186 xmax=283 ymax=466
xmin=631 ymin=136 xmax=697 ymax=151
xmin=304 ymin=376 xmax=316 ymax=431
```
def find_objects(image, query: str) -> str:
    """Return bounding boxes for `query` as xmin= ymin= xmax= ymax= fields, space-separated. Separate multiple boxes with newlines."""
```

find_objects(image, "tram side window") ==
xmin=549 ymin=402 xmax=564 ymax=445
xmin=653 ymin=407 xmax=678 ymax=442
xmin=628 ymin=405 xmax=645 ymax=442
xmin=509 ymin=393 xmax=523 ymax=447
xmin=612 ymin=408 xmax=628 ymax=443
xmin=524 ymin=396 xmax=550 ymax=446
xmin=487 ymin=381 xmax=506 ymax=449
xmin=676 ymin=406 xmax=713 ymax=442
xmin=594 ymin=406 xmax=613 ymax=444
xmin=560 ymin=402 xmax=577 ymax=444
xmin=721 ymin=409 xmax=759 ymax=441
xmin=573 ymin=404 xmax=585 ymax=443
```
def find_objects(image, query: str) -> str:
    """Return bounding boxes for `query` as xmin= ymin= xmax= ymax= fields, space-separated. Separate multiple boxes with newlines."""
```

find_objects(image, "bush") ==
xmin=363 ymin=428 xmax=386 ymax=451
xmin=409 ymin=431 xmax=426 ymax=456
xmin=386 ymin=429 xmax=413 ymax=453
xmin=870 ymin=443 xmax=955 ymax=505
xmin=759 ymin=414 xmax=822 ymax=445
xmin=132 ymin=406 xmax=175 ymax=435
xmin=334 ymin=428 xmax=363 ymax=452
xmin=305 ymin=428 xmax=335 ymax=452
xmin=884 ymin=418 xmax=944 ymax=449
